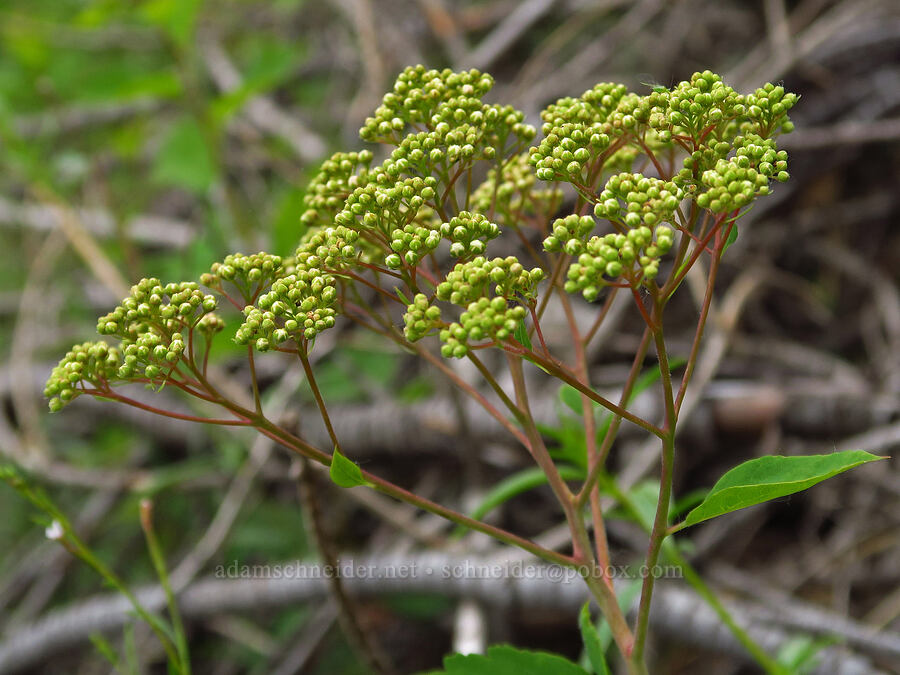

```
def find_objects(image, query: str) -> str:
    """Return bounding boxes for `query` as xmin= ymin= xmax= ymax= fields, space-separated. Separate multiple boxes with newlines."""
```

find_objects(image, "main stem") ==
xmin=631 ymin=303 xmax=677 ymax=667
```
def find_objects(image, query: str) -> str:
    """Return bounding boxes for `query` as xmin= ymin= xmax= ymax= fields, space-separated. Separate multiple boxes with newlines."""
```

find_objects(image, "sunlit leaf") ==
xmin=680 ymin=451 xmax=883 ymax=528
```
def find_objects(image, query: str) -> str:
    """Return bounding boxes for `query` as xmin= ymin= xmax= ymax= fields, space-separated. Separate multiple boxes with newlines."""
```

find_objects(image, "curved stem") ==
xmin=247 ymin=346 xmax=262 ymax=414
xmin=557 ymin=291 xmax=611 ymax=570
xmin=504 ymin=352 xmax=574 ymax=509
xmin=252 ymin=419 xmax=576 ymax=568
xmin=297 ymin=458 xmax=394 ymax=674
xmin=582 ymin=287 xmax=620 ymax=346
xmin=576 ymin=327 xmax=653 ymax=507
xmin=85 ymin=390 xmax=250 ymax=427
xmin=521 ymin=350 xmax=665 ymax=439
xmin=298 ymin=348 xmax=341 ymax=451
xmin=674 ymin=232 xmax=724 ymax=416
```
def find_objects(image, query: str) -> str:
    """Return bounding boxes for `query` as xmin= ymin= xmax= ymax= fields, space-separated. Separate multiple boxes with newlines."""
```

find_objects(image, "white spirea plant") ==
xmin=40 ymin=66 xmax=883 ymax=674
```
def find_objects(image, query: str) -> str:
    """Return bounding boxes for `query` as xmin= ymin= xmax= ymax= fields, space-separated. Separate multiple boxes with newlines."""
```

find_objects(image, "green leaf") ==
xmin=604 ymin=480 xmax=661 ymax=531
xmin=514 ymin=320 xmax=532 ymax=350
xmin=578 ymin=603 xmax=610 ymax=675
xmin=425 ymin=645 xmax=589 ymax=675
xmin=775 ymin=635 xmax=832 ymax=673
xmin=211 ymin=38 xmax=303 ymax=124
xmin=723 ymin=222 xmax=739 ymax=252
xmin=341 ymin=344 xmax=400 ymax=388
xmin=89 ymin=632 xmax=120 ymax=670
xmin=591 ymin=579 xmax=642 ymax=653
xmin=546 ymin=419 xmax=590 ymax=470
xmin=46 ymin=52 xmax=181 ymax=103
xmin=671 ymin=488 xmax=708 ymax=519
xmin=458 ymin=465 xmax=585 ymax=536
xmin=681 ymin=451 xmax=884 ymax=528
xmin=329 ymin=448 xmax=371 ymax=488
xmin=395 ymin=287 xmax=412 ymax=306
xmin=272 ymin=186 xmax=308 ymax=255
xmin=152 ymin=117 xmax=216 ymax=194
xmin=141 ymin=0 xmax=203 ymax=47
xmin=397 ymin=376 xmax=435 ymax=403
xmin=558 ymin=383 xmax=583 ymax=417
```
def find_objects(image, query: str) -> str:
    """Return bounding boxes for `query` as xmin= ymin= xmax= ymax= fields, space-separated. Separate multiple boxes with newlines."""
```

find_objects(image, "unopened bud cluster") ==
xmin=436 ymin=256 xmax=544 ymax=307
xmin=235 ymin=269 xmax=338 ymax=350
xmin=301 ymin=150 xmax=374 ymax=229
xmin=530 ymin=83 xmax=631 ymax=182
xmin=440 ymin=211 xmax=500 ymax=258
xmin=403 ymin=293 xmax=442 ymax=341
xmin=644 ymin=71 xmax=745 ymax=142
xmin=594 ymin=173 xmax=684 ymax=227
xmin=409 ymin=256 xmax=543 ymax=357
xmin=295 ymin=225 xmax=361 ymax=270
xmin=697 ymin=135 xmax=788 ymax=211
xmin=46 ymin=279 xmax=221 ymax=409
xmin=337 ymin=176 xmax=438 ymax=269
xmin=97 ymin=279 xmax=217 ymax=339
xmin=360 ymin=66 xmax=494 ymax=142
xmin=440 ymin=298 xmax=527 ymax=358
xmin=45 ymin=342 xmax=122 ymax=411
xmin=97 ymin=280 xmax=219 ymax=379
xmin=202 ymin=252 xmax=284 ymax=299
xmin=48 ymin=66 xmax=797 ymax=418
xmin=565 ymin=226 xmax=674 ymax=301
xmin=542 ymin=214 xmax=596 ymax=255
xmin=744 ymin=83 xmax=798 ymax=136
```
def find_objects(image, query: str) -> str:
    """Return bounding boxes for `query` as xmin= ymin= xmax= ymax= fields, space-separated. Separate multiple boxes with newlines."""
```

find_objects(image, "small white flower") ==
xmin=45 ymin=520 xmax=64 ymax=541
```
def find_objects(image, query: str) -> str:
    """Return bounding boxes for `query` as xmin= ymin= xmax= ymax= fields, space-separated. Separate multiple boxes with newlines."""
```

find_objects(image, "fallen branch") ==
xmin=0 ymin=197 xmax=195 ymax=249
xmin=0 ymin=553 xmax=893 ymax=674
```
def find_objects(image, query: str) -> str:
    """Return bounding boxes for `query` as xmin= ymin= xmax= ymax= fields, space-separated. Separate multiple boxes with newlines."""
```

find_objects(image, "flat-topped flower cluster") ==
xmin=47 ymin=65 xmax=796 ymax=405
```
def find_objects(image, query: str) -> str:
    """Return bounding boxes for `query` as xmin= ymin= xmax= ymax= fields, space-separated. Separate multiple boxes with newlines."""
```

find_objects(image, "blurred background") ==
xmin=1 ymin=0 xmax=899 ymax=673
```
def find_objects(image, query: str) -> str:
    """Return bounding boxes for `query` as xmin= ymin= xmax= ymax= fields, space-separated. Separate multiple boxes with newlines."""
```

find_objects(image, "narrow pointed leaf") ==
xmin=578 ymin=603 xmax=611 ymax=675
xmin=681 ymin=451 xmax=883 ymax=528
xmin=454 ymin=466 xmax=584 ymax=538
xmin=514 ymin=320 xmax=533 ymax=350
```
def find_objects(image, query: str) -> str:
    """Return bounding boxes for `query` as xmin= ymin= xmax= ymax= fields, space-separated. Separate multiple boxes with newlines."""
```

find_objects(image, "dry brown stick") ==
xmin=806 ymin=240 xmax=900 ymax=392
xmin=0 ymin=196 xmax=195 ymax=248
xmin=457 ymin=0 xmax=557 ymax=70
xmin=30 ymin=187 xmax=129 ymax=298
xmin=268 ymin=600 xmax=338 ymax=675
xmin=523 ymin=0 xmax=664 ymax=103
xmin=0 ymin=554 xmax=893 ymax=675
xmin=779 ymin=118 xmax=900 ymax=150
xmin=296 ymin=459 xmax=396 ymax=675
xmin=8 ymin=230 xmax=68 ymax=461
xmin=764 ymin=0 xmax=792 ymax=63
xmin=169 ymin=369 xmax=305 ymax=592
xmin=727 ymin=0 xmax=882 ymax=89
xmin=415 ymin=0 xmax=467 ymax=63
xmin=198 ymin=33 xmax=326 ymax=162
xmin=509 ymin=0 xmax=630 ymax=101
xmin=330 ymin=0 xmax=387 ymax=133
